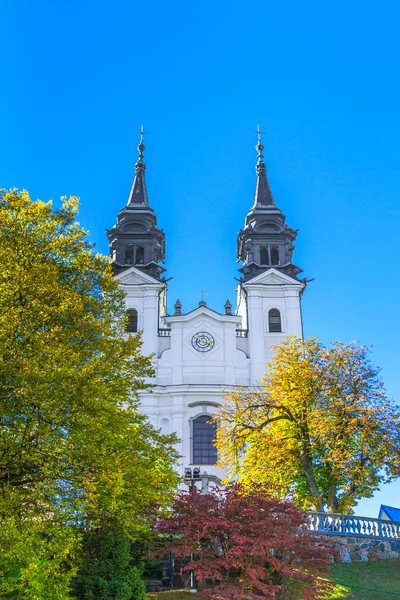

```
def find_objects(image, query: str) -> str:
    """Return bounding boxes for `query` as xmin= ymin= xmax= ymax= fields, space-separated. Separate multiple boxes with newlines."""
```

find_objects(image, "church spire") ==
xmin=251 ymin=125 xmax=277 ymax=210
xmin=107 ymin=126 xmax=166 ymax=280
xmin=127 ymin=125 xmax=149 ymax=207
xmin=236 ymin=129 xmax=302 ymax=282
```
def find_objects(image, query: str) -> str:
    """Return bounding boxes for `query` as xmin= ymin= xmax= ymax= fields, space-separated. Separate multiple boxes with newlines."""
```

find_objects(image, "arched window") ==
xmin=159 ymin=418 xmax=171 ymax=435
xmin=270 ymin=246 xmax=280 ymax=265
xmin=126 ymin=308 xmax=138 ymax=333
xmin=125 ymin=245 xmax=134 ymax=265
xmin=268 ymin=308 xmax=282 ymax=333
xmin=136 ymin=245 xmax=144 ymax=264
xmin=260 ymin=246 xmax=269 ymax=266
xmin=192 ymin=415 xmax=217 ymax=465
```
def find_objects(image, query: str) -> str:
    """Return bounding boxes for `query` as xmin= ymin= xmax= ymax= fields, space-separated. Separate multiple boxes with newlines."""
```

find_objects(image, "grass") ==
xmin=326 ymin=559 xmax=400 ymax=599
xmin=147 ymin=559 xmax=400 ymax=599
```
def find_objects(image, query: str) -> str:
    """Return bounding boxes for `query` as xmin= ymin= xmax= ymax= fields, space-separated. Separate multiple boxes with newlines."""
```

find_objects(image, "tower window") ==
xmin=260 ymin=246 xmax=270 ymax=266
xmin=192 ymin=414 xmax=217 ymax=465
xmin=268 ymin=308 xmax=282 ymax=333
xmin=270 ymin=246 xmax=280 ymax=265
xmin=136 ymin=245 xmax=144 ymax=264
xmin=125 ymin=245 xmax=134 ymax=265
xmin=126 ymin=308 xmax=138 ymax=333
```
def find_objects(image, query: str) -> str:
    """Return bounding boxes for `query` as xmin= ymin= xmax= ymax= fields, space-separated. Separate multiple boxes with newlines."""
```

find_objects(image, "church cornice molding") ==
xmin=243 ymin=283 xmax=305 ymax=294
xmin=141 ymin=383 xmax=238 ymax=396
xmin=165 ymin=306 xmax=241 ymax=325
xmin=188 ymin=401 xmax=221 ymax=408
xmin=241 ymin=267 xmax=305 ymax=287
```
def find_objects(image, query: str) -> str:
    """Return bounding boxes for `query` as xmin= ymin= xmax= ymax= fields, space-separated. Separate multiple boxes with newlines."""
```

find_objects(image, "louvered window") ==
xmin=260 ymin=246 xmax=269 ymax=265
xmin=125 ymin=245 xmax=134 ymax=264
xmin=268 ymin=309 xmax=282 ymax=333
xmin=136 ymin=246 xmax=144 ymax=264
xmin=270 ymin=246 xmax=280 ymax=265
xmin=126 ymin=309 xmax=138 ymax=333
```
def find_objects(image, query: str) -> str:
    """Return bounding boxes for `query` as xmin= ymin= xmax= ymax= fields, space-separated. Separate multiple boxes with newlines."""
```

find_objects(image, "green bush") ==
xmin=74 ymin=528 xmax=146 ymax=600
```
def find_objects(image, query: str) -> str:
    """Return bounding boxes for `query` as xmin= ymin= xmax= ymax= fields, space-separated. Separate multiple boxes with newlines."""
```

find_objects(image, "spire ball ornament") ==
xmin=253 ymin=124 xmax=266 ymax=174
xmin=135 ymin=124 xmax=149 ymax=171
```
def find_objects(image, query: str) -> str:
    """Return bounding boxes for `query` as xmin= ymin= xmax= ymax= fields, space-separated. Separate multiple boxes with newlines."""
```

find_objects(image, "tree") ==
xmin=154 ymin=483 xmax=334 ymax=600
xmin=75 ymin=529 xmax=146 ymax=600
xmin=215 ymin=337 xmax=400 ymax=513
xmin=0 ymin=190 xmax=179 ymax=597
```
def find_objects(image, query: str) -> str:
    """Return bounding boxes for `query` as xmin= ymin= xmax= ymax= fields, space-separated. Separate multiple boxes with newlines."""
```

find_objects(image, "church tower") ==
xmin=236 ymin=131 xmax=302 ymax=281
xmin=107 ymin=130 xmax=167 ymax=360
xmin=107 ymin=128 xmax=166 ymax=280
xmin=236 ymin=131 xmax=306 ymax=383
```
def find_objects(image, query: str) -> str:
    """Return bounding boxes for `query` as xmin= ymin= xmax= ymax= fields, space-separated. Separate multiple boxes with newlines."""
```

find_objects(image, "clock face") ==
xmin=191 ymin=332 xmax=215 ymax=352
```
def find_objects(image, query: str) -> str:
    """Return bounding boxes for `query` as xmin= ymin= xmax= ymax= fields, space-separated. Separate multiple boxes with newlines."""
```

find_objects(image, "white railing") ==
xmin=158 ymin=329 xmax=171 ymax=337
xmin=236 ymin=329 xmax=248 ymax=338
xmin=307 ymin=512 xmax=400 ymax=540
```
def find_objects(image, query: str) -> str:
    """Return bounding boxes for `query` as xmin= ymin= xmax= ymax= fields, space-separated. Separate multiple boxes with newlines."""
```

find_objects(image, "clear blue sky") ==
xmin=2 ymin=0 xmax=400 ymax=517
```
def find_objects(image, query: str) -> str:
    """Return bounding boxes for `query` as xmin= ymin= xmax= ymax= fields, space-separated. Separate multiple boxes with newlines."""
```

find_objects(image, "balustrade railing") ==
xmin=158 ymin=329 xmax=171 ymax=337
xmin=236 ymin=329 xmax=248 ymax=338
xmin=307 ymin=512 xmax=400 ymax=540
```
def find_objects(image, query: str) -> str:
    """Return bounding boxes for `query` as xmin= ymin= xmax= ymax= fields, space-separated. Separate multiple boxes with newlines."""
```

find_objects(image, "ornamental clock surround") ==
xmin=191 ymin=332 xmax=215 ymax=352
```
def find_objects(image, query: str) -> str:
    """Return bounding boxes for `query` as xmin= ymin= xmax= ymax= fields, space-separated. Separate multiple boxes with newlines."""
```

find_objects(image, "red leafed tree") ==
xmin=155 ymin=483 xmax=334 ymax=600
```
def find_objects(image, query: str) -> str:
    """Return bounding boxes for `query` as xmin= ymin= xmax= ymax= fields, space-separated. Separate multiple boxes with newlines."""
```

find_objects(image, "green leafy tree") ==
xmin=75 ymin=529 xmax=146 ymax=600
xmin=216 ymin=337 xmax=400 ymax=513
xmin=0 ymin=189 xmax=179 ymax=598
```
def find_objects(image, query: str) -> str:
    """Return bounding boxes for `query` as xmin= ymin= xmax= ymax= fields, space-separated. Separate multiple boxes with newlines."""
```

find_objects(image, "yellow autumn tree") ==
xmin=0 ymin=190 xmax=179 ymax=599
xmin=216 ymin=337 xmax=400 ymax=514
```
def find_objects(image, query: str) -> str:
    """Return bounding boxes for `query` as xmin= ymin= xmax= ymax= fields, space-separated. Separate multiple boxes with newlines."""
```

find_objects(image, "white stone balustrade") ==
xmin=307 ymin=512 xmax=400 ymax=540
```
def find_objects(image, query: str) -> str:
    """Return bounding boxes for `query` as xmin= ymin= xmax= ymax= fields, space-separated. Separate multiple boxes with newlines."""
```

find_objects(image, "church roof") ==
xmin=253 ymin=143 xmax=276 ymax=208
xmin=250 ymin=127 xmax=281 ymax=212
xmin=379 ymin=504 xmax=400 ymax=522
xmin=126 ymin=126 xmax=150 ymax=207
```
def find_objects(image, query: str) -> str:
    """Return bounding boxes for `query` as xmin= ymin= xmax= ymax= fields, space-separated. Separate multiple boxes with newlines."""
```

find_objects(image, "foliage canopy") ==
xmin=216 ymin=337 xmax=400 ymax=513
xmin=0 ymin=189 xmax=179 ymax=597
xmin=154 ymin=483 xmax=334 ymax=600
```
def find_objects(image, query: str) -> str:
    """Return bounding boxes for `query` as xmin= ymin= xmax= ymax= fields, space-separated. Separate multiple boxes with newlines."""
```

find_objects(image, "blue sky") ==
xmin=2 ymin=0 xmax=400 ymax=516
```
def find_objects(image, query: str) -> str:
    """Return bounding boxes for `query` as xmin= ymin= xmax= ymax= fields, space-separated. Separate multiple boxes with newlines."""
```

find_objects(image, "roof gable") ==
xmin=165 ymin=305 xmax=240 ymax=325
xmin=379 ymin=504 xmax=400 ymax=522
xmin=113 ymin=265 xmax=162 ymax=286
xmin=244 ymin=268 xmax=304 ymax=287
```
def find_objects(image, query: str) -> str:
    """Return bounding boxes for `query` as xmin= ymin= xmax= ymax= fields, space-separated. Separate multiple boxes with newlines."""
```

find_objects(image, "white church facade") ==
xmin=107 ymin=132 xmax=307 ymax=482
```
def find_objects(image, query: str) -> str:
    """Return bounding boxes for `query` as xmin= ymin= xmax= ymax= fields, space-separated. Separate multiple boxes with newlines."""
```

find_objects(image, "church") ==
xmin=106 ymin=131 xmax=307 ymax=483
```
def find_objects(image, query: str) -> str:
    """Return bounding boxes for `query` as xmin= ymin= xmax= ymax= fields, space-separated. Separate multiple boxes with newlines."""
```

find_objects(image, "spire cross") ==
xmin=253 ymin=124 xmax=265 ymax=144
xmin=198 ymin=290 xmax=208 ymax=302
xmin=136 ymin=124 xmax=149 ymax=143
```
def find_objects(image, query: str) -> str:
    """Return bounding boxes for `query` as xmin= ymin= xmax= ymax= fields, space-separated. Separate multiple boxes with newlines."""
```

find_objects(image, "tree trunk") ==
xmin=299 ymin=444 xmax=324 ymax=512
xmin=327 ymin=481 xmax=339 ymax=513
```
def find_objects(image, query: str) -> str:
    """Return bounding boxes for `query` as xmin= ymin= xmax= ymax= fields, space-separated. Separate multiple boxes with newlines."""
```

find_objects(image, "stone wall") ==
xmin=323 ymin=535 xmax=400 ymax=562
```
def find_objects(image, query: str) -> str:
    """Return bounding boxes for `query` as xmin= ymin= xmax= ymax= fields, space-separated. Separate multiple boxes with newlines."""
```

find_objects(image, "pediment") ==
xmin=245 ymin=268 xmax=304 ymax=287
xmin=165 ymin=306 xmax=241 ymax=325
xmin=113 ymin=265 xmax=162 ymax=286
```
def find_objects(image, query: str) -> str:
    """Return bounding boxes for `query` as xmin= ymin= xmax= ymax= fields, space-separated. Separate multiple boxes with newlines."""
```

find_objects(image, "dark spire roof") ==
xmin=127 ymin=125 xmax=149 ymax=207
xmin=107 ymin=126 xmax=166 ymax=280
xmin=251 ymin=127 xmax=278 ymax=210
xmin=236 ymin=128 xmax=303 ymax=282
